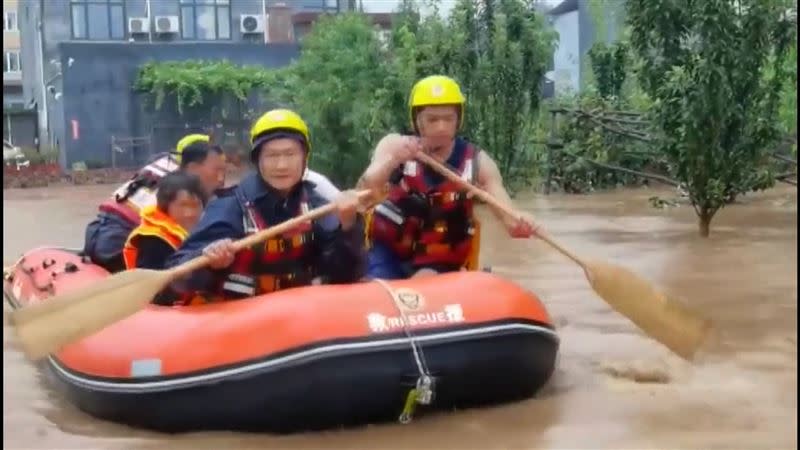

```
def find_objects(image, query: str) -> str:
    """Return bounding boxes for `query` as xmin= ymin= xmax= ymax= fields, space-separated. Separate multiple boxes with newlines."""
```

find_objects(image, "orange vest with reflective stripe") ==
xmin=122 ymin=205 xmax=189 ymax=269
xmin=367 ymin=137 xmax=478 ymax=268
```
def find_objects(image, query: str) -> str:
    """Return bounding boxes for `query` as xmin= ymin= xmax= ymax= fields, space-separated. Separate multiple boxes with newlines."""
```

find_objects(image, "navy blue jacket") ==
xmin=165 ymin=172 xmax=365 ymax=293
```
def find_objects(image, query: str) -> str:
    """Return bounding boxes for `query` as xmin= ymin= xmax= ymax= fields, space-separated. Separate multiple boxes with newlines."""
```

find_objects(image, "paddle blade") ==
xmin=584 ymin=260 xmax=713 ymax=361
xmin=10 ymin=269 xmax=171 ymax=360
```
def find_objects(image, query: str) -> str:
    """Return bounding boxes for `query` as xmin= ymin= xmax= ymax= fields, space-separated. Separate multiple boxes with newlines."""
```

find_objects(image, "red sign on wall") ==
xmin=71 ymin=119 xmax=79 ymax=140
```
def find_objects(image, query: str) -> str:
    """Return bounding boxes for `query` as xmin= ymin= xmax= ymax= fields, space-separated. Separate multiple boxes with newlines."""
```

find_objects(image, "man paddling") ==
xmin=358 ymin=75 xmax=542 ymax=280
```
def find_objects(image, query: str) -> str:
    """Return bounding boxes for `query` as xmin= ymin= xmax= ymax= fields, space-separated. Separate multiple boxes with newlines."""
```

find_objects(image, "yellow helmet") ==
xmin=249 ymin=109 xmax=311 ymax=162
xmin=174 ymin=134 xmax=210 ymax=163
xmin=408 ymin=75 xmax=466 ymax=130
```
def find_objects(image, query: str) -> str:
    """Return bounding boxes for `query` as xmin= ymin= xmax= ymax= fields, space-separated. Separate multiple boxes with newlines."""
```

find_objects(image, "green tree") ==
xmin=376 ymin=0 xmax=557 ymax=189
xmin=627 ymin=0 xmax=796 ymax=236
xmin=778 ymin=41 xmax=797 ymax=152
xmin=278 ymin=13 xmax=392 ymax=186
xmin=132 ymin=0 xmax=556 ymax=191
xmin=436 ymin=0 xmax=557 ymax=186
xmin=587 ymin=41 xmax=629 ymax=100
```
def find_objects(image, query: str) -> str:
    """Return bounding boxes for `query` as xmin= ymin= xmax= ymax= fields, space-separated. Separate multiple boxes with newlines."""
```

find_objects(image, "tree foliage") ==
xmin=778 ymin=41 xmax=797 ymax=152
xmin=283 ymin=0 xmax=556 ymax=186
xmin=626 ymin=0 xmax=796 ymax=236
xmin=133 ymin=1 xmax=556 ymax=188
xmin=587 ymin=41 xmax=629 ymax=100
xmin=130 ymin=0 xmax=796 ymax=214
xmin=543 ymin=39 xmax=666 ymax=194
xmin=276 ymin=13 xmax=392 ymax=187
xmin=134 ymin=60 xmax=278 ymax=114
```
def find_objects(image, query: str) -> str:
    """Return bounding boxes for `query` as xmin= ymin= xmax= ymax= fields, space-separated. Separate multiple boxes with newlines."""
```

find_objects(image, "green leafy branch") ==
xmin=134 ymin=60 xmax=282 ymax=114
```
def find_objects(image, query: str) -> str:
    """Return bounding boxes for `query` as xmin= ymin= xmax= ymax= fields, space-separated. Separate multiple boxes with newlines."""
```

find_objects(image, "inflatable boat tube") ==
xmin=3 ymin=247 xmax=559 ymax=433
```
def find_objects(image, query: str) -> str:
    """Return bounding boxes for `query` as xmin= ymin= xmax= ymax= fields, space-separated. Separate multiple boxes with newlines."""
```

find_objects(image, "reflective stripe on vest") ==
xmin=367 ymin=139 xmax=478 ymax=267
xmin=217 ymin=188 xmax=316 ymax=298
xmin=100 ymin=154 xmax=180 ymax=226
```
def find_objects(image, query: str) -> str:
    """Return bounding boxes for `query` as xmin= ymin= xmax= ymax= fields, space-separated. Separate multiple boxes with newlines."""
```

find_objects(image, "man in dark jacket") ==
xmin=83 ymin=136 xmax=226 ymax=273
xmin=165 ymin=109 xmax=365 ymax=302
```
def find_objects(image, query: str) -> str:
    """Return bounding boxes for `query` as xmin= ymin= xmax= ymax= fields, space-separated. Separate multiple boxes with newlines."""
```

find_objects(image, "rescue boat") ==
xmin=3 ymin=246 xmax=560 ymax=433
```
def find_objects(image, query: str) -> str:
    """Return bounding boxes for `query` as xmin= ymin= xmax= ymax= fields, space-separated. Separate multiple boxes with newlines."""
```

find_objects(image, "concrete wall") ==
xmin=546 ymin=0 xmax=628 ymax=94
xmin=551 ymin=9 xmax=580 ymax=96
xmin=577 ymin=0 xmax=626 ymax=90
xmin=19 ymin=0 xmax=65 ymax=160
xmin=58 ymin=42 xmax=299 ymax=168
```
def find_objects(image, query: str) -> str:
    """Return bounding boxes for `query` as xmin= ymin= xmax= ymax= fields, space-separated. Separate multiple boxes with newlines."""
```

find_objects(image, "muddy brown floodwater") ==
xmin=3 ymin=183 xmax=797 ymax=449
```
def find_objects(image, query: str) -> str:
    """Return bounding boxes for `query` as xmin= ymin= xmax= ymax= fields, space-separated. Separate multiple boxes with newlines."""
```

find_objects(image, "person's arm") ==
xmin=308 ymin=193 xmax=366 ymax=284
xmin=165 ymin=197 xmax=244 ymax=292
xmin=314 ymin=219 xmax=366 ymax=284
xmin=357 ymin=134 xmax=420 ymax=194
xmin=134 ymin=236 xmax=176 ymax=270
xmin=475 ymin=150 xmax=540 ymax=237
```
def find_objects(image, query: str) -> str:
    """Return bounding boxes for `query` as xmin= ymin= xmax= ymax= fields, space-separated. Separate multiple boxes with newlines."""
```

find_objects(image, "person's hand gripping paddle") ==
xmin=8 ymin=190 xmax=374 ymax=360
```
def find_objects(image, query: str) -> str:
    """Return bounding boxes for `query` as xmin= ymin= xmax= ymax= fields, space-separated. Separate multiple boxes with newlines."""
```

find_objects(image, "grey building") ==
xmin=546 ymin=0 xmax=626 ymax=96
xmin=4 ymin=0 xmax=38 ymax=149
xmin=18 ymin=0 xmax=343 ymax=169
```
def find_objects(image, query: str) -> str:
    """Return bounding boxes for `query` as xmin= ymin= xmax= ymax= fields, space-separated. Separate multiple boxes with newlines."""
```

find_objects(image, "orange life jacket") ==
xmin=367 ymin=138 xmax=479 ymax=269
xmin=99 ymin=154 xmax=180 ymax=226
xmin=181 ymin=187 xmax=317 ymax=306
xmin=122 ymin=205 xmax=188 ymax=269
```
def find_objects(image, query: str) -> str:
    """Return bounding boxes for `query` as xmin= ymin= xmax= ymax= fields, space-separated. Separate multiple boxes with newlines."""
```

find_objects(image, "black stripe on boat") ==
xmin=45 ymin=318 xmax=558 ymax=393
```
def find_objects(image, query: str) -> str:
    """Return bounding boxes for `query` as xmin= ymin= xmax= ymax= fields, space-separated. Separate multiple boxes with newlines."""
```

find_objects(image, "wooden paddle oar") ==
xmin=9 ymin=190 xmax=372 ymax=361
xmin=415 ymin=152 xmax=713 ymax=361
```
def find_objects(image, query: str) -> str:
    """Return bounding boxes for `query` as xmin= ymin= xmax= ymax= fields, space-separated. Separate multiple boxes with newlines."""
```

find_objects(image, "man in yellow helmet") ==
xmin=82 ymin=134 xmax=226 ymax=273
xmin=163 ymin=109 xmax=366 ymax=303
xmin=359 ymin=75 xmax=540 ymax=279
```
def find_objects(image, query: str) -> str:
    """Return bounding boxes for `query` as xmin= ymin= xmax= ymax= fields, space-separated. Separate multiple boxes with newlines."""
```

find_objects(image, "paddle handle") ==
xmin=415 ymin=152 xmax=587 ymax=268
xmin=168 ymin=189 xmax=372 ymax=280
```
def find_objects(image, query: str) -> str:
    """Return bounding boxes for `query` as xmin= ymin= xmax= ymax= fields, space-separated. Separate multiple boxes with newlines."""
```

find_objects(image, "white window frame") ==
xmin=179 ymin=0 xmax=231 ymax=41
xmin=4 ymin=51 xmax=21 ymax=73
xmin=4 ymin=11 xmax=18 ymax=32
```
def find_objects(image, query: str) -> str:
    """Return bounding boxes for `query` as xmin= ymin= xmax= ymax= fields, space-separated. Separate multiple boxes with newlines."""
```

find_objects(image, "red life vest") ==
xmin=121 ymin=205 xmax=188 ymax=270
xmin=210 ymin=187 xmax=317 ymax=301
xmin=99 ymin=154 xmax=180 ymax=226
xmin=368 ymin=139 xmax=479 ymax=269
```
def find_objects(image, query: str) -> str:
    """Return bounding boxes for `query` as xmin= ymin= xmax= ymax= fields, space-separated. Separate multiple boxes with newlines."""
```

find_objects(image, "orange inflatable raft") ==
xmin=3 ymin=247 xmax=560 ymax=433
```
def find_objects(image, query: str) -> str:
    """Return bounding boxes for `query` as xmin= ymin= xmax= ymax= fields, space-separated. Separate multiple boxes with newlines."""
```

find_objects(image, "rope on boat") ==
xmin=373 ymin=278 xmax=435 ymax=425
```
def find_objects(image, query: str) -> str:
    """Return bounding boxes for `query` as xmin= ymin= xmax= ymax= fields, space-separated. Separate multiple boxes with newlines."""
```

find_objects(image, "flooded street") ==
xmin=3 ymin=182 xmax=797 ymax=449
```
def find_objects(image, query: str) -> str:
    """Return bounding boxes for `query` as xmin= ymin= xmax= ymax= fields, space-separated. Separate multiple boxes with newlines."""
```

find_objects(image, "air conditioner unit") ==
xmin=154 ymin=16 xmax=179 ymax=34
xmin=128 ymin=17 xmax=150 ymax=34
xmin=240 ymin=14 xmax=265 ymax=34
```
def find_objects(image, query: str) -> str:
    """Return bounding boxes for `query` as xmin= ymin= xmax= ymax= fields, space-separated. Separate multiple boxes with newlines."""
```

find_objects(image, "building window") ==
xmin=180 ymin=0 xmax=231 ymax=40
xmin=4 ymin=51 xmax=21 ymax=73
xmin=4 ymin=11 xmax=17 ymax=31
xmin=70 ymin=0 xmax=126 ymax=40
xmin=4 ymin=11 xmax=18 ymax=31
